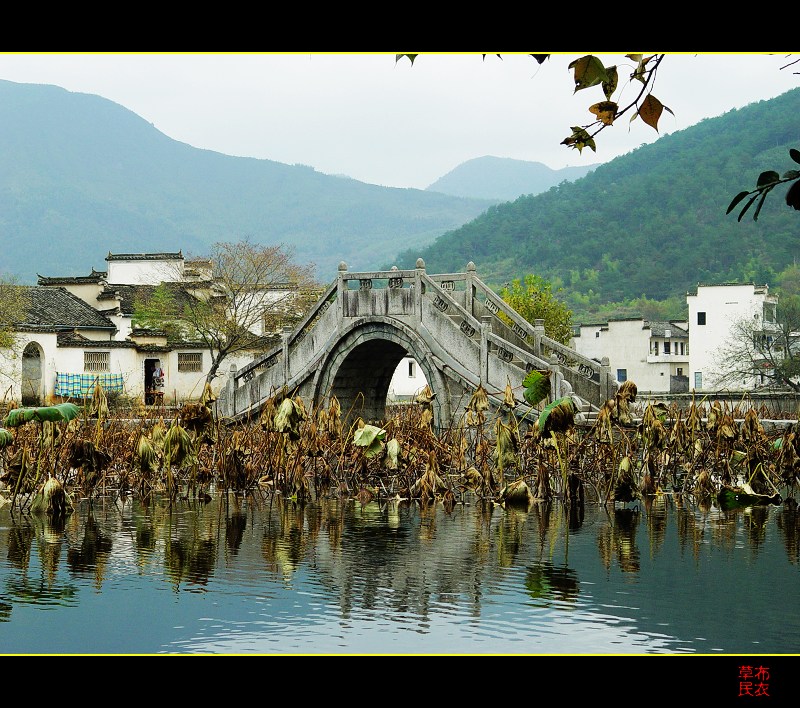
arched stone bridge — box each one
[215,260,618,430]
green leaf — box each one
[787,181,800,211]
[38,402,82,422]
[568,55,609,92]
[601,66,618,101]
[782,170,800,180]
[3,408,35,427]
[538,397,575,434]
[522,369,551,406]
[737,193,761,222]
[790,148,800,165]
[3,403,82,428]
[752,189,771,221]
[0,428,12,447]
[396,54,417,65]
[756,170,780,188]
[727,191,751,215]
[353,424,386,448]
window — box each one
[653,341,659,355]
[178,352,203,372]
[680,342,685,355]
[408,360,416,378]
[84,351,110,372]
[664,341,671,354]
[617,369,627,382]
[677,367,684,377]
[694,371,702,389]
[697,312,706,325]
[595,331,600,338]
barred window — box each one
[84,351,110,372]
[178,352,203,372]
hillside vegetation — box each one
[392,87,800,323]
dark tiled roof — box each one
[647,321,689,338]
[36,269,106,286]
[106,251,183,262]
[97,284,151,315]
[130,327,167,337]
[102,283,199,316]
[17,287,116,331]
[55,331,136,348]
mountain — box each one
[425,156,598,201]
[5,76,800,326]
[393,87,800,322]
[0,80,497,285]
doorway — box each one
[21,342,43,405]
[144,358,162,405]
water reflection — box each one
[0,490,798,654]
[776,500,800,564]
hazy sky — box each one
[0,52,796,189]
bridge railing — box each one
[223,260,617,418]
[420,270,570,400]
[459,266,617,408]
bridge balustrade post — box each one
[549,354,564,404]
[282,326,292,386]
[601,356,614,402]
[533,319,545,358]
[414,258,425,325]
[220,363,237,418]
[466,261,476,318]
[480,315,491,384]
[337,261,347,330]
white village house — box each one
[571,282,780,394]
[1,251,429,408]
[571,317,690,393]
[687,282,779,391]
[1,252,293,406]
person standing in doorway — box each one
[152,361,165,401]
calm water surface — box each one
[1,490,799,655]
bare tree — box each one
[134,239,319,384]
[710,296,800,391]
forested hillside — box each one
[392,87,800,323]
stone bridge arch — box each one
[217,262,617,427]
[312,317,451,428]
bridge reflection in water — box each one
[1,492,798,655]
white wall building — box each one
[571,282,781,395]
[387,355,428,402]
[572,318,689,393]
[687,282,778,391]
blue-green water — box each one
[0,491,798,655]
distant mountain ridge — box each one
[0,80,498,285]
[3,76,800,327]
[426,156,598,201]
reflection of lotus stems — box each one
[550,432,568,499]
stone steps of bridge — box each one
[445,314,529,367]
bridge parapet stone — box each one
[217,263,610,423]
